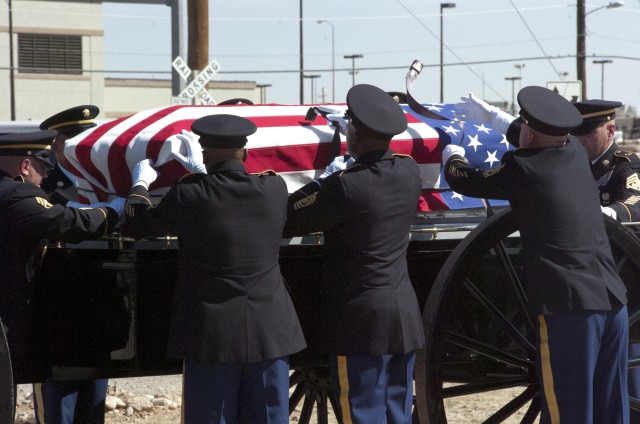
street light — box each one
[440,2,456,103]
[344,54,363,87]
[593,59,612,98]
[577,0,624,100]
[505,76,521,116]
[304,74,321,103]
[514,63,526,90]
[317,20,335,103]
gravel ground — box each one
[14,376,535,424]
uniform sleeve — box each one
[283,174,347,238]
[123,183,182,239]
[444,152,522,200]
[607,162,640,223]
[11,186,117,243]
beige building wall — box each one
[1,0,259,123]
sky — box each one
[102,0,640,112]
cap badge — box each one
[82,108,90,118]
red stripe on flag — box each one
[108,106,186,196]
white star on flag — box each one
[475,123,491,134]
[442,124,461,136]
[451,192,464,200]
[484,150,500,167]
[467,134,483,152]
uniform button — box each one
[57,181,64,187]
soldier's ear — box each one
[242,149,248,162]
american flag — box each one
[63,103,512,211]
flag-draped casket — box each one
[63,103,511,211]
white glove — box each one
[106,197,126,218]
[171,130,207,174]
[601,206,617,220]
[442,144,466,165]
[455,92,515,134]
[326,113,349,136]
[66,201,109,209]
[132,159,158,189]
[319,155,355,180]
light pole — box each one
[8,0,15,120]
[514,63,525,90]
[257,83,272,104]
[593,59,612,98]
[577,0,624,100]
[344,54,363,87]
[440,2,456,103]
[304,74,321,103]
[299,0,304,103]
[505,76,521,116]
[317,20,335,103]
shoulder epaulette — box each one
[612,150,638,164]
[392,153,413,159]
[178,172,203,182]
[339,163,363,176]
[253,169,278,176]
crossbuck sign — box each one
[172,56,220,105]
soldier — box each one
[283,84,425,423]
[123,114,306,424]
[443,86,629,423]
[0,131,124,423]
[456,95,640,418]
[33,105,112,424]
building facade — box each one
[0,0,260,122]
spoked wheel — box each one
[289,358,341,424]
[421,208,640,423]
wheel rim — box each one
[289,359,340,424]
[421,208,640,423]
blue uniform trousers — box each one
[182,357,289,424]
[629,343,640,422]
[33,379,108,424]
[536,303,629,424]
[330,351,416,424]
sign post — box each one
[171,56,220,105]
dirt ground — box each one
[14,377,534,424]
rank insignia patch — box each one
[627,174,640,191]
[35,197,53,209]
[294,193,317,210]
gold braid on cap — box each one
[47,119,94,131]
[581,108,616,119]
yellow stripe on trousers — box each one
[538,315,561,424]
[33,382,45,423]
[337,356,353,424]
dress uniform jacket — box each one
[0,170,119,357]
[591,142,640,234]
[445,139,627,315]
[124,160,306,363]
[40,164,79,205]
[283,149,425,356]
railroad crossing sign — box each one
[171,56,220,105]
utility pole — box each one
[188,0,209,103]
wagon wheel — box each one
[420,208,640,423]
[0,318,13,424]
[289,358,341,424]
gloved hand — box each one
[455,92,515,134]
[442,144,466,165]
[132,159,158,189]
[319,155,355,180]
[171,130,207,174]
[106,197,126,218]
[601,206,617,220]
[66,201,109,209]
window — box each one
[18,33,82,75]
